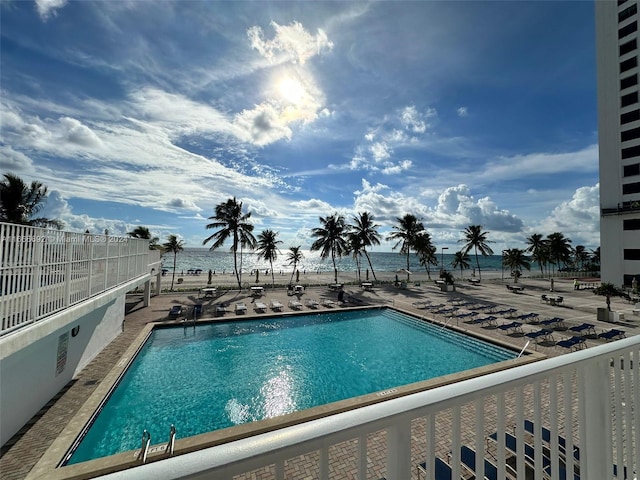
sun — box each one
[278,76,305,104]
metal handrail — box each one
[138,430,151,463]
[167,424,176,457]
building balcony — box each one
[602,200,640,215]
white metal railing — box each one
[97,335,639,480]
[0,223,153,335]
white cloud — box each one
[166,198,202,212]
[0,145,34,172]
[457,107,468,117]
[35,0,68,21]
[59,117,103,147]
[234,103,293,146]
[247,21,334,65]
[370,142,392,162]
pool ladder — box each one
[138,424,176,464]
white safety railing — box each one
[1,223,153,335]
[98,335,639,480]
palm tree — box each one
[414,232,437,280]
[310,214,348,284]
[387,214,425,281]
[350,212,382,281]
[202,197,256,289]
[256,229,282,287]
[573,245,589,271]
[459,225,494,281]
[525,233,548,277]
[162,234,184,291]
[127,226,161,250]
[346,231,364,283]
[451,250,472,279]
[286,246,304,284]
[0,173,63,228]
[547,232,572,274]
[502,248,531,283]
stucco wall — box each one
[0,292,126,446]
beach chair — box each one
[168,305,183,319]
[305,298,319,308]
[470,315,498,327]
[322,299,335,307]
[540,317,566,330]
[523,420,580,462]
[215,304,228,316]
[254,301,267,313]
[417,457,456,480]
[498,321,524,335]
[556,336,586,351]
[598,329,626,341]
[269,300,284,312]
[568,323,596,337]
[494,308,518,318]
[235,302,247,314]
[525,328,555,344]
[459,445,501,480]
[288,299,303,310]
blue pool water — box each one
[67,308,515,464]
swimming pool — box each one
[65,308,516,465]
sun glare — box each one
[278,77,305,104]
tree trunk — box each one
[363,250,378,281]
[475,248,482,281]
[170,253,177,290]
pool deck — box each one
[2,276,638,479]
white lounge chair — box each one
[322,299,335,307]
[288,299,302,310]
[254,302,267,313]
[270,300,284,311]
[305,298,319,308]
[235,302,247,314]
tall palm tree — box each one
[256,229,282,287]
[162,234,184,291]
[459,225,494,281]
[502,248,531,283]
[202,197,256,289]
[310,214,348,284]
[525,233,548,277]
[286,246,304,284]
[346,231,364,283]
[451,250,472,279]
[0,173,63,228]
[546,232,572,275]
[350,212,382,281]
[573,245,589,271]
[127,225,161,250]
[387,214,425,281]
[414,232,437,280]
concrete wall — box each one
[0,287,130,446]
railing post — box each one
[578,358,611,479]
[386,415,411,480]
[30,232,43,323]
[63,232,72,307]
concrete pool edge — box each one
[29,306,546,480]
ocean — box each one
[161,248,515,275]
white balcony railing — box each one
[98,335,639,480]
[0,223,153,336]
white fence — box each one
[100,335,639,480]
[0,223,152,336]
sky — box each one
[0,0,600,253]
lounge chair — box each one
[269,300,284,312]
[322,299,335,307]
[525,328,555,344]
[168,305,183,319]
[598,328,626,341]
[469,315,498,327]
[494,308,518,317]
[556,336,586,351]
[568,322,596,337]
[498,321,524,335]
[523,420,580,462]
[235,302,247,314]
[412,300,432,308]
[460,445,501,480]
[288,299,303,310]
[254,301,267,313]
[417,457,454,480]
[515,312,539,323]
[540,317,566,330]
[455,311,479,322]
[305,298,319,308]
[215,304,228,316]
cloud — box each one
[166,198,202,212]
[59,117,103,147]
[400,106,433,133]
[234,103,293,146]
[35,0,68,21]
[457,107,468,117]
[247,21,334,65]
[0,145,34,172]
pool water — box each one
[67,308,515,464]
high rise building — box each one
[596,0,640,286]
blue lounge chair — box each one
[524,420,580,461]
[498,321,524,335]
[568,323,596,337]
[494,308,518,317]
[525,328,555,344]
[417,457,456,480]
[556,336,586,351]
[515,312,540,323]
[460,445,499,480]
[540,317,566,329]
[598,329,626,341]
